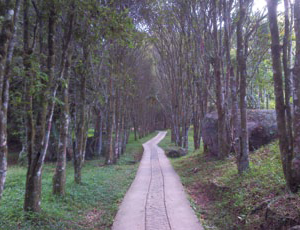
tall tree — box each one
[266,0,299,192]
[53,5,75,194]
[236,0,250,173]
[292,0,300,192]
[23,0,58,211]
[212,0,229,158]
[0,0,20,201]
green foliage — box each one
[88,128,94,137]
[0,132,156,229]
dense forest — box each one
[0,0,300,228]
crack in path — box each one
[145,147,171,230]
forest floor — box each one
[112,131,203,230]
[159,130,300,230]
[1,132,157,230]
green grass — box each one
[160,130,295,229]
[0,132,157,230]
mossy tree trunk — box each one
[24,0,57,211]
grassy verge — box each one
[1,132,157,230]
[160,131,298,229]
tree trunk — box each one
[114,92,120,160]
[283,0,293,150]
[23,0,37,212]
[171,126,176,143]
[212,0,228,158]
[53,51,72,195]
[267,0,294,192]
[95,110,103,156]
[0,0,20,201]
[231,66,240,155]
[74,67,86,184]
[119,102,125,155]
[106,77,115,164]
[291,0,300,192]
[24,0,57,211]
[237,0,250,174]
[193,115,200,150]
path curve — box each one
[112,131,203,230]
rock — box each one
[202,110,278,157]
[247,110,278,151]
[166,148,187,158]
[264,195,300,230]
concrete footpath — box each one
[112,131,203,230]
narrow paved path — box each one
[112,131,203,230]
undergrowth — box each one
[160,131,296,230]
[0,132,157,230]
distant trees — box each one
[146,0,209,151]
[144,0,300,186]
[145,0,260,173]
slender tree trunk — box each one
[231,67,240,154]
[171,126,176,143]
[291,0,300,192]
[258,85,262,109]
[283,0,293,149]
[23,0,38,212]
[52,0,74,195]
[121,110,128,154]
[53,51,71,195]
[24,0,57,211]
[119,101,125,155]
[0,0,20,201]
[237,0,250,174]
[106,77,115,164]
[114,91,120,161]
[82,107,90,162]
[183,125,189,149]
[267,0,294,191]
[74,68,86,184]
[133,122,137,141]
[212,0,228,158]
[95,110,103,156]
[193,113,200,150]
